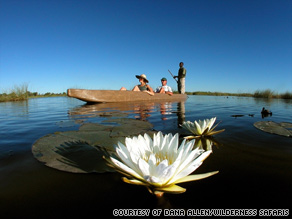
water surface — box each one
[0,96,291,217]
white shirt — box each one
[155,85,173,93]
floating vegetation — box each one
[104,132,218,196]
[56,120,80,128]
[32,118,156,173]
[180,117,225,139]
[254,121,292,137]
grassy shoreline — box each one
[184,89,292,99]
[1,85,291,102]
[0,85,66,102]
[0,92,66,102]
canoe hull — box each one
[67,89,188,103]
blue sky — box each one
[1,0,291,94]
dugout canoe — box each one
[67,89,188,103]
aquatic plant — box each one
[186,90,292,99]
[253,89,276,99]
[181,117,225,139]
[0,84,28,102]
[105,132,218,196]
[281,91,292,99]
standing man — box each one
[174,62,187,94]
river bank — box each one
[0,90,66,102]
[1,85,291,102]
[185,89,292,99]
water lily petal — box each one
[143,133,153,149]
[169,162,203,184]
[116,147,139,173]
[195,150,212,163]
[156,159,169,175]
[177,138,187,154]
[207,129,225,136]
[122,177,148,186]
[144,175,161,184]
[155,184,186,194]
[107,131,219,195]
[148,153,156,166]
[175,171,219,184]
[194,121,202,135]
[161,160,182,185]
[184,135,197,140]
[182,121,196,135]
[138,158,150,176]
[165,133,179,163]
[110,157,142,180]
[153,132,162,148]
[179,140,197,163]
[179,147,202,169]
[169,150,211,184]
[116,142,139,167]
[207,117,216,130]
[181,117,224,137]
[168,133,179,151]
[138,134,150,152]
[157,159,182,184]
[160,133,169,152]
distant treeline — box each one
[181,89,292,99]
[1,84,291,102]
[27,91,67,97]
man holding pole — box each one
[174,62,187,94]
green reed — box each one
[0,84,29,102]
[186,89,292,99]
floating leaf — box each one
[32,118,156,173]
[254,121,292,137]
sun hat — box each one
[135,74,149,83]
[161,77,167,81]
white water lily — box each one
[105,132,218,196]
[181,117,225,139]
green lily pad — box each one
[107,118,154,137]
[32,118,156,173]
[254,121,292,137]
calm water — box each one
[0,96,291,217]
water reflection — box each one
[68,100,186,125]
[1,96,292,217]
[133,102,155,120]
[0,100,29,119]
[177,101,186,126]
[194,137,222,151]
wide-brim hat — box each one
[135,74,149,83]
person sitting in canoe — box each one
[155,77,173,96]
[120,74,154,96]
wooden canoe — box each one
[67,89,188,103]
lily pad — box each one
[56,120,77,128]
[33,136,113,173]
[32,118,156,173]
[106,118,154,137]
[254,121,292,137]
